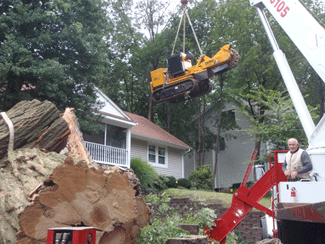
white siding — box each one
[96,88,129,119]
[153,147,183,179]
[184,152,196,178]
[185,102,257,188]
[131,138,147,161]
[130,138,184,179]
[208,103,255,188]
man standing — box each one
[282,138,312,180]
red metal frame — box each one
[241,151,258,186]
[47,227,96,244]
[204,150,287,244]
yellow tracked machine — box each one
[150,44,238,103]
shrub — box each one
[166,176,177,188]
[153,175,169,191]
[189,165,213,190]
[145,192,171,206]
[136,215,189,244]
[177,178,192,189]
[130,158,158,191]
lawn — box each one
[162,188,271,209]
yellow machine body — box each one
[150,44,238,103]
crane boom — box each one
[250,0,325,82]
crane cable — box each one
[171,0,204,57]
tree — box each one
[239,87,318,152]
[0,0,109,132]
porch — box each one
[83,123,132,168]
[85,141,129,168]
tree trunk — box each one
[148,94,154,122]
[213,76,224,189]
[0,99,69,160]
[197,98,202,167]
[0,100,150,244]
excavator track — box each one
[169,79,212,103]
[152,78,197,103]
[152,78,213,103]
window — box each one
[158,147,165,164]
[148,145,156,163]
[148,144,167,167]
[84,123,126,149]
[106,124,126,149]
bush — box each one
[153,175,169,191]
[166,176,177,188]
[177,178,192,189]
[189,165,213,190]
[130,158,158,191]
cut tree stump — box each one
[0,100,150,244]
[16,158,149,244]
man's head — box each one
[288,138,299,153]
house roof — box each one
[124,111,191,150]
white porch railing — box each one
[85,141,129,167]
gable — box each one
[95,87,130,120]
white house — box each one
[184,101,268,189]
[84,88,191,179]
[83,87,136,168]
[125,112,191,179]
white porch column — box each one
[126,128,132,168]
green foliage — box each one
[153,175,170,191]
[166,176,178,188]
[157,203,170,214]
[0,0,109,133]
[138,196,217,244]
[136,215,190,244]
[177,178,192,189]
[189,165,213,190]
[130,158,159,191]
[141,191,245,244]
[145,192,171,205]
[239,87,317,149]
[182,207,217,229]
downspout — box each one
[182,149,191,178]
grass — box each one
[162,188,271,209]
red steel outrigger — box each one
[204,151,288,243]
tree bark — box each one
[0,99,69,160]
[197,98,202,167]
[213,76,224,189]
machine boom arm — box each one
[249,0,325,140]
[250,0,325,82]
